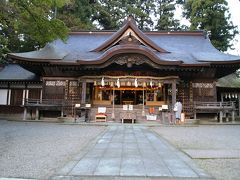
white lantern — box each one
[150,80,153,88]
[101,77,105,87]
[116,78,120,88]
[134,78,138,87]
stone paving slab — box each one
[54,125,212,179]
[184,149,240,159]
[0,178,36,180]
[52,175,214,180]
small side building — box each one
[217,73,240,117]
[0,64,42,119]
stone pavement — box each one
[53,125,213,179]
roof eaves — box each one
[8,53,62,62]
[77,45,181,66]
[198,59,240,65]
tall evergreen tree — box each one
[58,0,94,31]
[122,0,155,30]
[92,0,155,30]
[92,0,123,30]
[183,0,238,51]
[155,0,181,30]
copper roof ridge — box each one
[69,30,205,36]
[145,31,205,36]
[90,16,169,53]
[69,31,115,35]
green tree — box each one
[123,0,155,30]
[92,0,155,30]
[0,0,69,64]
[183,0,238,51]
[58,0,95,31]
[155,0,181,30]
[92,0,125,30]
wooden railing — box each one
[23,98,82,120]
[24,98,82,106]
[194,101,235,122]
[194,101,235,110]
[25,98,65,106]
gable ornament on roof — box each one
[91,15,169,53]
[114,54,146,68]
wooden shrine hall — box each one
[1,16,240,122]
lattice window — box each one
[10,89,23,105]
[68,80,80,101]
[46,80,66,86]
[44,80,65,99]
[192,83,214,97]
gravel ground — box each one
[0,120,106,179]
[151,125,240,180]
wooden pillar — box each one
[232,101,235,122]
[22,89,29,120]
[238,93,240,117]
[120,90,122,104]
[213,81,217,101]
[221,93,224,102]
[112,88,115,119]
[81,81,86,104]
[172,80,176,108]
[163,84,166,102]
[142,87,145,116]
[40,89,43,103]
[134,90,137,105]
[22,90,26,105]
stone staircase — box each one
[86,105,198,125]
[89,105,155,123]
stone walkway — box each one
[53,125,213,179]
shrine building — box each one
[1,16,240,122]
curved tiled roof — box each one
[0,64,38,80]
[8,17,240,66]
[217,73,240,88]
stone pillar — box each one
[23,107,27,120]
[35,107,39,120]
[219,102,223,123]
[219,111,223,123]
[232,111,235,122]
[171,80,176,107]
[81,81,86,104]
